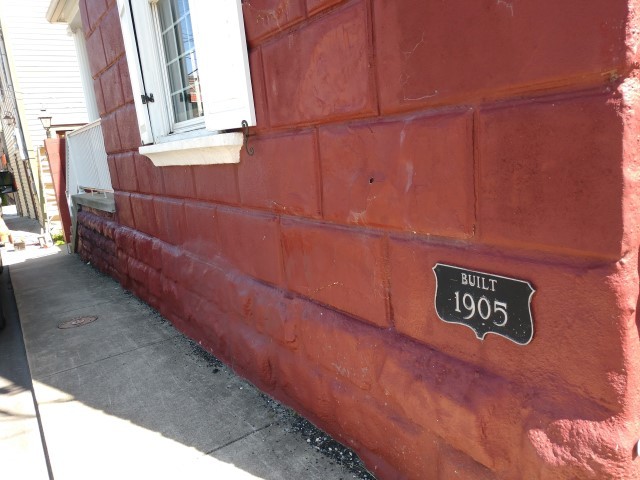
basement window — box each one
[116,0,255,166]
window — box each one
[157,0,203,125]
[117,0,255,166]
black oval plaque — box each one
[432,263,535,345]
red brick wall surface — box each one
[78,1,640,478]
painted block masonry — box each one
[76,0,640,478]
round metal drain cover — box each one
[58,316,98,329]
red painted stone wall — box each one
[75,206,117,275]
[77,0,640,478]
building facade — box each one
[0,0,90,223]
[70,0,640,478]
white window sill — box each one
[139,132,244,167]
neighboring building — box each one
[50,0,640,478]
[0,0,90,228]
[0,29,39,220]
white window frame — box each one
[117,0,256,166]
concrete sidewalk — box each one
[0,247,51,479]
[0,212,374,479]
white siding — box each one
[0,0,88,160]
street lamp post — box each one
[38,110,52,138]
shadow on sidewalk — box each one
[3,206,43,237]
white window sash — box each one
[130,0,173,139]
[116,0,154,144]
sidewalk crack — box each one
[203,422,275,455]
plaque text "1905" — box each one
[432,263,535,345]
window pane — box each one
[161,31,178,63]
[171,85,203,123]
[158,0,203,125]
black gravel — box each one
[259,393,376,480]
